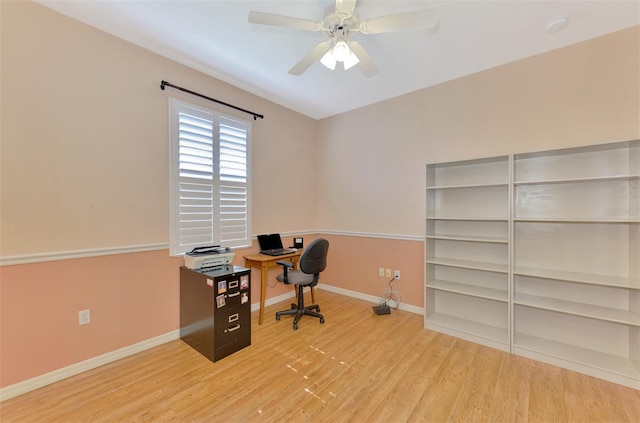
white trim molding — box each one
[0,243,169,266]
[318,230,423,242]
[1,231,422,266]
[0,330,180,402]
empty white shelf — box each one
[427,279,508,302]
[513,266,640,290]
[427,257,508,274]
[514,333,640,381]
[514,293,640,326]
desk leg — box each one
[259,263,268,325]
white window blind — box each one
[169,99,251,256]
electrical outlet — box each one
[385,268,391,278]
[378,267,385,277]
[394,270,401,280]
[78,309,91,326]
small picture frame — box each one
[216,294,226,308]
[293,237,303,249]
[240,274,249,290]
[218,280,227,294]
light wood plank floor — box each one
[2,291,639,422]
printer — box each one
[184,246,235,270]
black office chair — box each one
[275,238,329,330]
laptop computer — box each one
[257,233,296,256]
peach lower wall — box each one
[320,234,424,308]
[0,234,420,388]
[0,250,182,387]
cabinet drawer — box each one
[214,309,251,360]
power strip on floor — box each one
[372,304,390,315]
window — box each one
[169,98,251,256]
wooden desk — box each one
[244,250,303,325]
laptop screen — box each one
[257,234,284,251]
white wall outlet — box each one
[378,267,385,277]
[78,309,91,325]
[385,268,391,278]
[394,270,401,280]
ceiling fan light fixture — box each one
[343,51,360,70]
[320,49,337,70]
[333,37,350,62]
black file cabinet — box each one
[180,265,251,362]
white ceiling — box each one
[37,0,639,120]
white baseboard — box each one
[250,291,296,313]
[248,285,426,316]
[318,284,424,315]
[0,330,180,402]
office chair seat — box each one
[275,238,329,330]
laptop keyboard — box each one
[261,248,294,256]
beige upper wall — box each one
[0,1,318,257]
[316,26,640,236]
[2,2,638,255]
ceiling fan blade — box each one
[335,0,357,18]
[248,11,322,32]
[349,41,380,78]
[289,42,332,75]
[359,8,438,34]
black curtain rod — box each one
[160,80,264,120]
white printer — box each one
[184,246,235,270]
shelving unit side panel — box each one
[435,291,508,329]
[514,222,632,278]
[515,306,630,358]
[629,177,640,219]
[425,259,436,320]
[629,140,639,176]
[631,326,639,376]
[426,164,436,189]
[631,223,639,281]
[515,180,633,220]
[514,143,635,182]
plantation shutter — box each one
[219,117,249,245]
[169,99,251,256]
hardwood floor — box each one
[2,291,639,422]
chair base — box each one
[275,285,324,330]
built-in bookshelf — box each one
[512,140,639,389]
[425,140,639,389]
[425,155,511,352]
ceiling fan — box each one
[248,0,438,78]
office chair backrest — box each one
[299,238,329,283]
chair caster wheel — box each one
[276,315,280,321]
[293,323,298,330]
[316,307,321,312]
[320,318,325,324]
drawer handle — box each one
[229,280,239,289]
[229,313,239,323]
[227,291,240,298]
[226,324,241,332]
